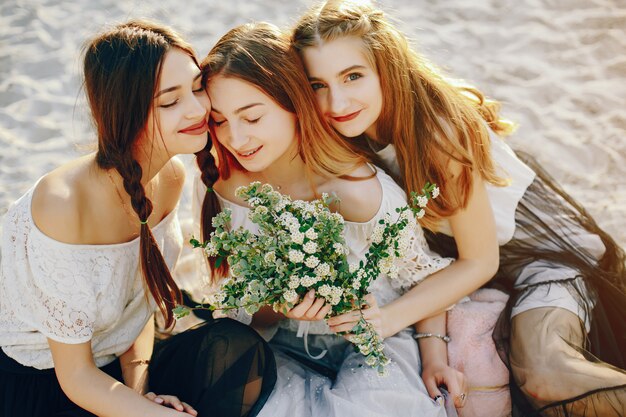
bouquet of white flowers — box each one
[176,181,438,375]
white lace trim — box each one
[0,185,183,369]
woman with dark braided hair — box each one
[0,20,275,417]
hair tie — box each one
[207,186,214,193]
[139,219,149,225]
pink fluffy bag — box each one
[447,289,512,417]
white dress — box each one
[373,133,605,329]
[192,168,457,417]
[0,181,183,369]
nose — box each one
[328,86,350,115]
[185,90,209,119]
[226,124,250,150]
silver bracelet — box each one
[413,332,451,343]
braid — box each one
[118,153,182,328]
[195,140,228,282]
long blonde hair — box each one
[197,22,369,278]
[292,0,515,230]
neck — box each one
[256,146,314,198]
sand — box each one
[1,0,625,258]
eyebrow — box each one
[211,103,264,115]
[308,65,367,82]
[155,72,202,98]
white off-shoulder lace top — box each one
[191,166,453,336]
[0,182,183,369]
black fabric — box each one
[149,318,276,417]
[0,348,122,417]
[425,151,626,416]
[1,318,276,417]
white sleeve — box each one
[390,218,455,294]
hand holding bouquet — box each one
[176,182,438,374]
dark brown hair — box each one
[84,20,196,327]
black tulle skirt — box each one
[426,152,626,416]
[1,318,276,417]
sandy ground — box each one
[1,0,625,259]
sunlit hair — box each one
[197,22,369,279]
[293,0,515,230]
[83,19,196,327]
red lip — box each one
[236,146,263,160]
[331,110,361,123]
[179,119,208,135]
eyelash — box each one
[311,82,326,91]
[347,72,362,81]
[160,86,204,108]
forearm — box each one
[414,313,448,367]
[120,317,155,393]
[56,363,180,417]
[383,257,496,336]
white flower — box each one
[383,213,392,223]
[254,206,269,215]
[303,241,318,254]
[415,209,425,219]
[248,197,262,207]
[365,355,378,367]
[331,213,345,224]
[288,275,300,289]
[264,251,276,263]
[235,186,247,198]
[388,264,400,279]
[432,186,440,199]
[314,263,331,277]
[283,289,298,303]
[415,195,428,208]
[291,231,305,245]
[204,242,218,257]
[333,243,346,255]
[378,257,394,274]
[305,228,318,240]
[352,278,361,290]
[288,250,305,263]
[349,263,359,274]
[304,256,320,269]
[330,294,341,305]
[318,284,332,297]
[261,184,274,193]
[370,224,385,244]
[330,286,343,298]
[300,275,319,287]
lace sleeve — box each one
[389,221,454,293]
[2,200,97,344]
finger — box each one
[288,290,315,317]
[364,293,376,307]
[423,375,443,403]
[181,402,198,416]
[144,392,158,401]
[304,297,326,320]
[160,395,185,411]
[327,310,359,327]
[314,304,332,321]
[329,321,358,334]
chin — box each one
[333,124,367,139]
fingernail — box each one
[155,398,164,404]
[433,395,444,406]
[308,290,315,299]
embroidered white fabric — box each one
[0,184,183,369]
[191,167,453,336]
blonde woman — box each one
[292,1,626,416]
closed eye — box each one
[160,99,179,108]
[245,117,261,124]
